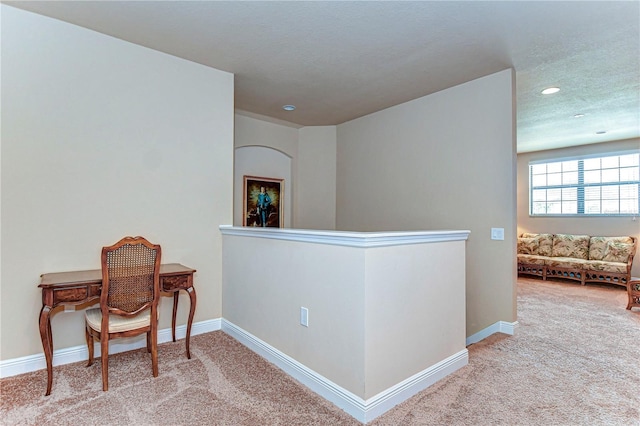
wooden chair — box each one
[85,236,162,391]
[627,277,640,310]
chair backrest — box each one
[101,236,162,317]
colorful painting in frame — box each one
[243,176,284,228]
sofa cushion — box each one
[521,233,553,256]
[583,260,628,274]
[551,234,590,259]
[602,241,634,263]
[588,236,634,260]
[517,237,539,255]
[517,254,547,266]
[544,257,589,269]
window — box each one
[529,152,640,216]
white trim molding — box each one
[0,319,221,379]
[222,319,468,424]
[219,225,470,248]
[465,320,519,346]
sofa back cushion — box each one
[602,241,635,263]
[551,234,590,259]
[588,236,634,260]
[521,233,553,256]
[517,237,539,254]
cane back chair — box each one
[85,236,162,391]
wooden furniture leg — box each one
[186,286,197,359]
[172,293,179,342]
[39,306,54,396]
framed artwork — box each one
[243,176,284,228]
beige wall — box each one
[234,146,293,227]
[1,6,533,369]
[234,112,299,157]
[234,113,338,230]
[1,6,234,361]
[222,233,366,395]
[517,138,640,277]
[363,241,466,397]
[233,71,517,338]
[335,69,518,336]
[296,126,337,229]
[221,228,467,400]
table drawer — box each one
[162,274,190,291]
[52,284,101,305]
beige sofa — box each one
[517,233,637,288]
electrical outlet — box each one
[300,307,309,327]
[491,228,505,240]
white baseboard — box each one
[465,320,519,346]
[0,319,221,379]
[222,319,468,423]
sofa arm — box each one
[627,237,637,274]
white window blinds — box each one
[529,152,639,216]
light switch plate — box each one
[491,228,505,240]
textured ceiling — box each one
[4,1,640,152]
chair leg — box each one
[151,324,158,378]
[146,331,151,353]
[86,327,94,367]
[101,338,109,391]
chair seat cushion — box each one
[86,308,150,333]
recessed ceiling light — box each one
[573,113,585,118]
[596,130,607,135]
[541,87,560,95]
[282,105,296,111]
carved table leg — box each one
[172,293,179,342]
[186,286,197,359]
[39,306,53,396]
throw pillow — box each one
[602,241,633,263]
[518,237,539,255]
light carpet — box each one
[1,278,639,425]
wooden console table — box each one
[38,263,197,396]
